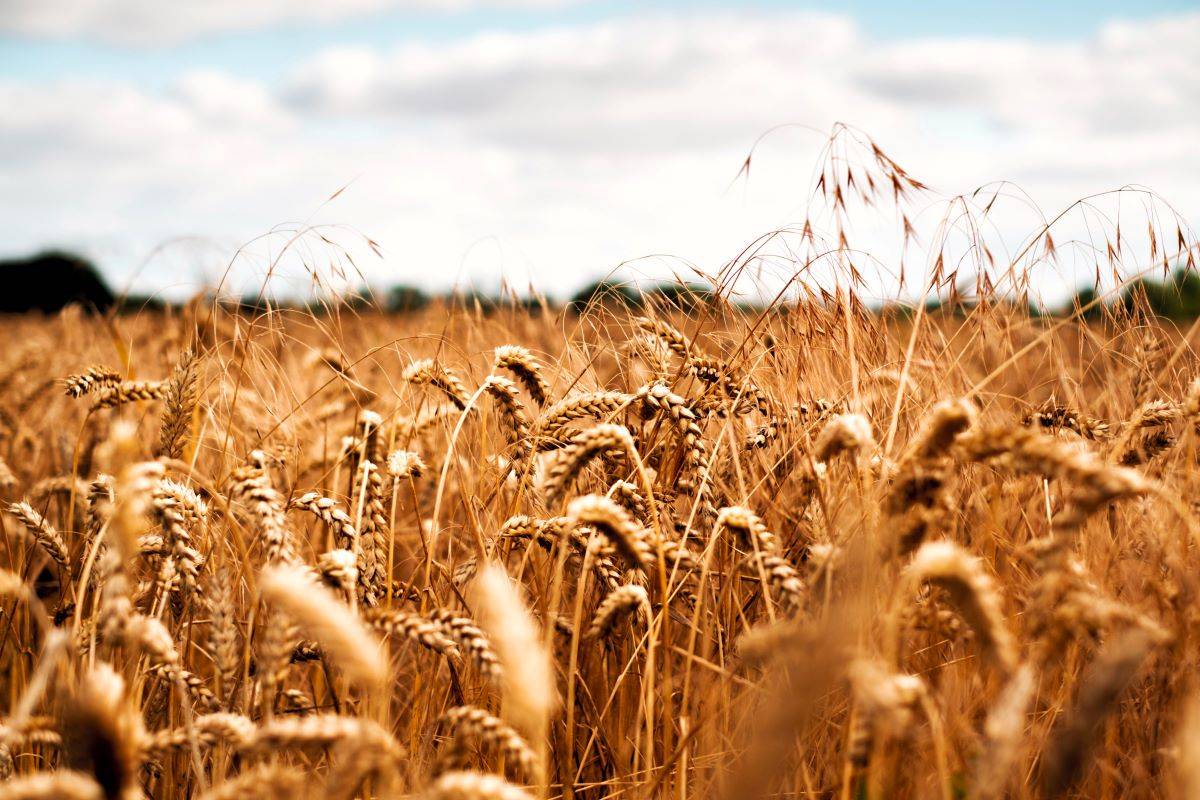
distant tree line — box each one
[2,250,1198,319]
[0,251,115,313]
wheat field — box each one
[0,290,1198,800]
[1,132,1200,800]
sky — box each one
[1,0,1197,302]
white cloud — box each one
[0,0,573,45]
[284,13,877,151]
[856,22,1200,137]
[1,10,1197,300]
[283,11,1200,167]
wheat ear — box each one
[438,705,540,782]
[63,365,122,398]
[365,607,460,658]
[1041,628,1161,794]
[0,771,104,800]
[567,494,651,570]
[814,413,875,462]
[227,452,296,565]
[195,764,304,800]
[906,540,1018,677]
[403,358,471,409]
[156,348,200,459]
[470,564,558,740]
[428,609,503,681]
[587,584,650,639]
[493,345,551,406]
[544,424,637,505]
[259,564,387,688]
[7,501,70,573]
[424,771,534,800]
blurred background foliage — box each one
[4,249,1198,319]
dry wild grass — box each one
[2,132,1200,800]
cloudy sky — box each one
[1,0,1197,301]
